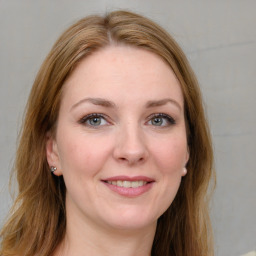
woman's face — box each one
[47,45,189,231]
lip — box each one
[101,176,155,197]
[103,175,154,182]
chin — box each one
[99,207,159,232]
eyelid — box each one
[146,113,176,126]
[78,113,111,126]
[78,112,175,128]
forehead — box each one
[61,45,184,108]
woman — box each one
[0,10,215,256]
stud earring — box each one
[50,166,57,173]
[183,167,187,176]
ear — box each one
[185,146,190,165]
[46,132,63,176]
[182,146,190,177]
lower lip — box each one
[103,182,154,197]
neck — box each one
[53,211,156,256]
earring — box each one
[50,166,57,173]
[183,167,187,176]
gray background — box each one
[0,1,255,255]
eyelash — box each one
[78,113,176,128]
[147,113,176,126]
[79,113,109,127]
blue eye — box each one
[79,114,108,127]
[148,114,175,127]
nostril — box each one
[137,157,144,163]
[117,156,145,165]
[113,139,148,165]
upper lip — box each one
[102,176,155,182]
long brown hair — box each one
[0,10,215,256]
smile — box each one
[102,176,155,197]
[106,180,148,188]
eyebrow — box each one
[71,97,116,111]
[146,98,182,111]
[71,97,182,111]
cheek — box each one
[151,136,187,175]
[147,136,187,217]
[56,129,112,177]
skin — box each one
[46,45,189,256]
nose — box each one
[113,124,148,165]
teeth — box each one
[111,181,117,186]
[131,181,138,188]
[107,180,147,188]
[123,181,131,188]
[117,180,122,187]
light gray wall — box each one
[0,1,255,255]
